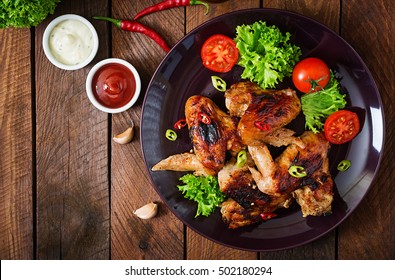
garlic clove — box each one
[113,127,134,144]
[133,202,158,219]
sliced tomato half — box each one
[324,110,360,144]
[201,34,239,73]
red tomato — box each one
[292,57,330,93]
[324,110,360,144]
[201,34,239,73]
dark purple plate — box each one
[140,9,384,251]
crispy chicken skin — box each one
[249,131,333,216]
[152,152,216,176]
[218,158,271,209]
[220,131,333,228]
[218,159,292,228]
[220,199,264,229]
[292,181,333,217]
[250,131,332,194]
[225,81,303,147]
[185,95,242,173]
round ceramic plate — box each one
[140,9,384,251]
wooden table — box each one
[1,0,393,260]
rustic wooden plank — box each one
[110,0,184,259]
[186,230,257,260]
[260,0,340,259]
[338,0,394,259]
[185,0,260,259]
[0,28,33,260]
[35,1,110,259]
[265,0,340,32]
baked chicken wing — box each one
[249,131,333,216]
[218,158,292,229]
[152,152,216,176]
[185,95,242,173]
[225,81,303,148]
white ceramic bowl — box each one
[86,58,141,113]
[43,14,99,70]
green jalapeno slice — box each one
[337,159,351,172]
[211,76,227,92]
[288,165,307,178]
[236,150,247,167]
[165,129,177,141]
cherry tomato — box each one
[201,34,239,73]
[292,57,330,93]
[324,110,360,144]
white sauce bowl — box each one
[43,14,99,70]
[86,58,141,113]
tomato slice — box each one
[324,110,360,144]
[292,57,330,93]
[201,34,239,73]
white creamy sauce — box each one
[49,19,93,66]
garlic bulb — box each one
[133,202,158,219]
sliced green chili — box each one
[211,76,227,92]
[288,165,307,178]
[165,129,177,141]
[236,150,247,167]
[337,159,351,172]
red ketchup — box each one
[92,63,136,109]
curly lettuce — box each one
[177,174,226,217]
[301,72,347,133]
[234,20,301,89]
[0,0,61,29]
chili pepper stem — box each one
[194,1,210,15]
[93,16,121,28]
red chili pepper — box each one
[134,0,210,20]
[93,16,170,52]
[174,118,187,129]
[254,121,271,131]
[198,112,211,124]
[260,213,277,221]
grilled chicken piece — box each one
[185,95,242,173]
[152,152,216,176]
[220,199,264,229]
[249,131,333,214]
[247,145,277,196]
[218,158,292,229]
[292,180,333,217]
[220,197,294,229]
[218,158,270,209]
[225,81,303,148]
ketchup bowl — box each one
[86,58,141,113]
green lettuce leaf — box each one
[301,72,347,133]
[177,174,226,217]
[0,0,61,29]
[234,21,301,89]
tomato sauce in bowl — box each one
[92,63,136,108]
[86,58,141,113]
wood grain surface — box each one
[0,27,33,260]
[0,0,393,260]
